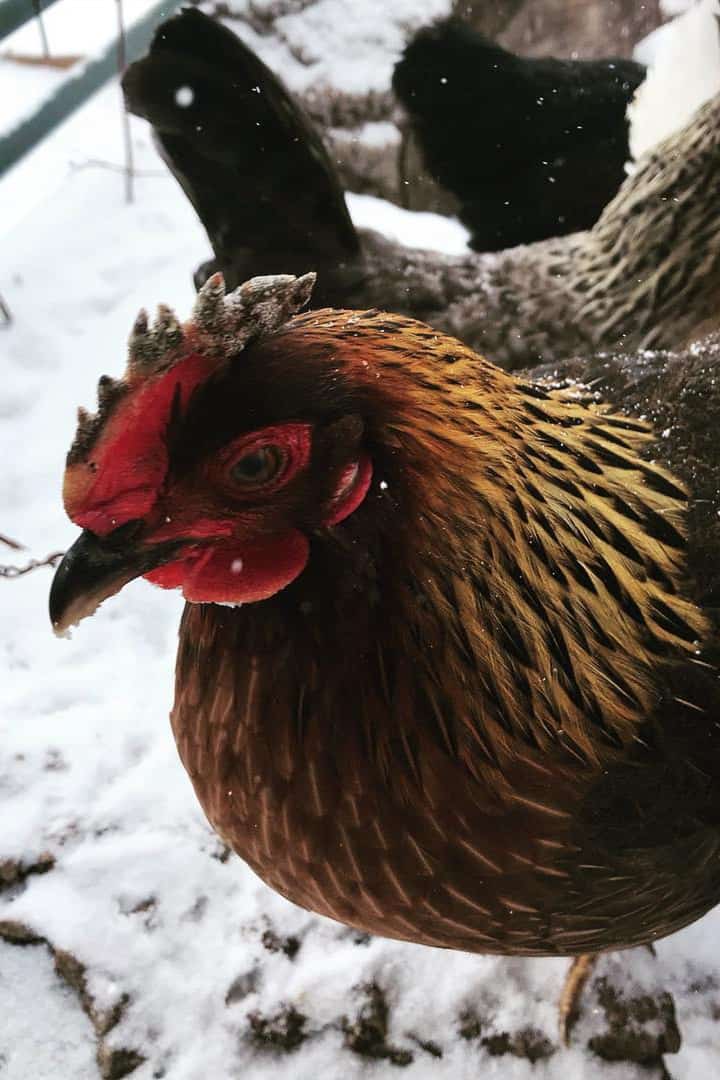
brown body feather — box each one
[170,311,720,956]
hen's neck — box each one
[176,346,706,782]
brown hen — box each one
[50,274,720,1039]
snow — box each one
[174,84,194,108]
[219,0,452,100]
[629,0,720,159]
[345,121,401,149]
[346,192,470,255]
[660,0,696,14]
[0,940,97,1078]
[2,47,720,1080]
[0,61,68,133]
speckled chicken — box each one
[122,9,720,370]
[50,272,720,1040]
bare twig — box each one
[0,294,11,327]
[32,0,51,60]
[68,158,165,178]
[0,533,25,551]
[0,553,64,579]
[115,0,135,204]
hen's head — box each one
[50,272,401,634]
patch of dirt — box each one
[248,1004,308,1052]
[342,983,413,1067]
[484,1028,555,1063]
[458,1010,483,1041]
[0,919,43,945]
[260,927,300,959]
[589,977,681,1066]
[97,1046,145,1080]
[225,968,260,1004]
[0,852,55,892]
[351,932,372,946]
[0,921,142,1079]
[458,1009,554,1063]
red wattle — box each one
[144,557,194,591]
[145,531,310,604]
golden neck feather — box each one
[305,311,709,769]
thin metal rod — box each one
[115,0,134,204]
[32,0,50,60]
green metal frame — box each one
[0,0,61,40]
[0,0,183,177]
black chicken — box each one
[122,7,359,306]
[393,18,646,251]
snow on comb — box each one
[67,271,316,465]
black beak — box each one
[49,527,182,636]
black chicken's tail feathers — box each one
[122,8,359,298]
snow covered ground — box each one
[2,60,720,1080]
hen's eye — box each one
[230,445,286,487]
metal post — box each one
[32,0,50,59]
[115,0,134,203]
